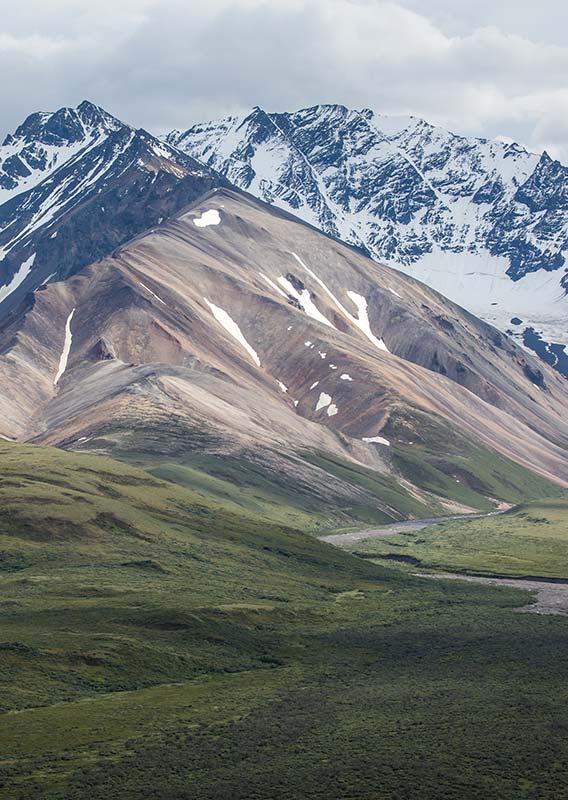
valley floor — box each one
[1,444,567,799]
[418,572,568,616]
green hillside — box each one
[1,441,568,799]
[354,498,568,578]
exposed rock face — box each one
[0,101,224,319]
[168,104,568,375]
[1,188,568,501]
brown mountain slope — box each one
[0,188,567,520]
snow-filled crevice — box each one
[54,308,76,386]
[204,298,260,366]
[291,252,389,353]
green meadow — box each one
[1,441,567,799]
[355,499,568,578]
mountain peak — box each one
[3,100,123,150]
[75,99,123,130]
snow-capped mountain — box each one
[167,105,568,376]
[0,101,222,316]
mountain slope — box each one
[0,101,223,318]
[168,104,568,375]
[0,187,566,525]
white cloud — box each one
[0,0,566,161]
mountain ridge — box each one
[0,101,226,319]
[1,186,567,529]
[167,103,568,375]
[1,101,568,521]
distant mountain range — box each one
[168,104,568,376]
[1,100,567,377]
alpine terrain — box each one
[1,101,568,800]
[168,104,568,376]
[0,100,224,319]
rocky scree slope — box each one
[0,188,566,524]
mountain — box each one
[167,104,568,377]
[1,186,566,527]
[0,101,224,318]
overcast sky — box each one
[2,0,568,160]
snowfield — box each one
[0,253,36,305]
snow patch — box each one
[277,381,288,393]
[319,351,326,359]
[54,308,76,386]
[204,298,260,366]
[193,209,221,228]
[310,381,319,390]
[340,373,353,381]
[261,273,288,298]
[291,253,389,353]
[315,392,332,411]
[362,436,391,446]
[278,274,334,328]
[346,291,390,352]
[327,404,338,417]
[0,253,36,304]
[138,281,166,305]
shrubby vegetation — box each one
[1,441,567,799]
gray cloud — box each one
[1,0,567,160]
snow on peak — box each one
[0,253,36,304]
[168,104,568,359]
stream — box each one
[319,508,508,548]
[319,508,568,617]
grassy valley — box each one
[1,440,568,798]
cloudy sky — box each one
[2,0,568,159]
